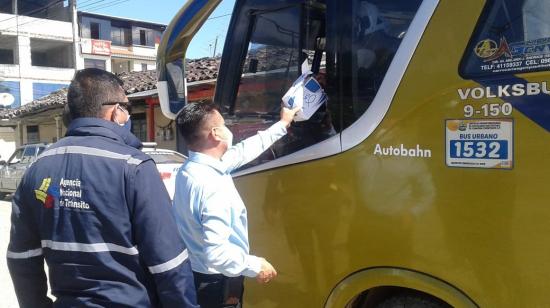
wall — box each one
[16,15,73,38]
[20,121,60,145]
[132,45,157,58]
[38,121,58,143]
[0,12,77,106]
[0,80,21,108]
[0,126,16,161]
[32,82,67,100]
[0,64,19,77]
[133,60,156,71]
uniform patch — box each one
[35,178,59,209]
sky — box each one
[78,0,236,59]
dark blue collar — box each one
[66,117,143,149]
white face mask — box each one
[114,105,131,128]
[214,126,233,147]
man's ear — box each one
[210,127,223,142]
[100,105,115,121]
[112,104,126,123]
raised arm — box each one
[221,106,299,172]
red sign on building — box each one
[91,40,111,55]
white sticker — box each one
[281,65,327,122]
[445,119,513,169]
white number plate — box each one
[445,119,513,169]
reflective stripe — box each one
[41,240,139,255]
[148,249,189,274]
[39,146,143,165]
[7,248,43,259]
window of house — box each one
[84,58,106,70]
[460,0,550,78]
[112,59,131,74]
[131,113,147,141]
[142,63,148,71]
[26,125,39,144]
[0,35,18,65]
[0,49,15,64]
[0,1,13,14]
[140,30,147,45]
[136,29,154,47]
[111,26,131,46]
[30,39,74,68]
[90,22,100,39]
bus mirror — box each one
[157,0,222,119]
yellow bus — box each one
[157,0,550,306]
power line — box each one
[0,0,132,32]
[78,0,102,5]
[83,0,131,12]
[206,13,232,21]
[78,0,108,10]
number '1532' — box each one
[450,140,508,159]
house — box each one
[0,58,219,152]
[0,0,78,110]
[0,5,168,157]
[78,11,165,73]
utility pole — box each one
[212,35,218,58]
[71,0,79,70]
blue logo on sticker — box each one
[304,79,321,93]
[288,97,294,108]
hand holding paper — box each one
[282,63,328,122]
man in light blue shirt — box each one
[173,102,298,307]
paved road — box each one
[0,199,19,308]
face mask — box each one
[122,117,132,131]
[214,126,233,147]
[115,106,131,131]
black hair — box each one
[176,102,219,148]
[67,68,126,119]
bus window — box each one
[460,0,550,78]
[227,1,337,170]
[341,0,422,128]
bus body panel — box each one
[159,0,550,306]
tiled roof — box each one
[186,58,219,82]
[0,88,69,120]
[0,57,220,120]
[118,69,158,95]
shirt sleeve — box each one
[200,189,262,278]
[7,174,53,308]
[221,121,287,172]
[131,160,198,308]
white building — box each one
[0,0,78,110]
[78,12,164,74]
[0,3,165,158]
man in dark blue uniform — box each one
[7,68,198,307]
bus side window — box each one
[341,0,422,128]
[228,2,337,170]
[460,0,550,78]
